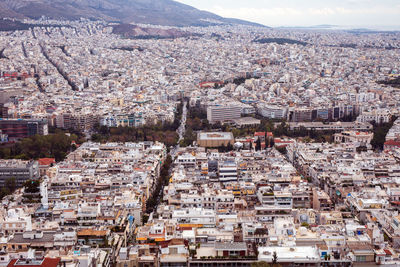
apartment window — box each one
[229,251,239,256]
[355,255,366,262]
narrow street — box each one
[178,101,187,142]
[171,100,187,158]
[151,100,187,212]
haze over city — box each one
[177,0,400,29]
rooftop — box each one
[198,132,234,141]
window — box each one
[355,255,366,262]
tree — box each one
[272,251,278,265]
[219,144,226,153]
[24,180,40,194]
[226,142,233,152]
[255,138,261,151]
[212,121,222,129]
[270,138,275,148]
[5,177,16,193]
[265,138,270,149]
[371,117,397,150]
[301,222,310,228]
[273,122,289,137]
[0,187,10,199]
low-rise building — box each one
[197,132,234,148]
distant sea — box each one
[275,25,400,32]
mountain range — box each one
[0,0,263,27]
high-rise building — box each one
[257,104,288,119]
[0,160,39,187]
[0,119,48,140]
[207,105,241,123]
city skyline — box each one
[0,1,400,266]
[177,0,400,29]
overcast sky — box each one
[176,0,400,29]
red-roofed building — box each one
[384,249,393,256]
[38,158,55,176]
[274,138,294,148]
[384,140,400,150]
[38,158,55,166]
[7,258,61,267]
[254,132,274,142]
[254,132,265,141]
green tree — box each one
[0,187,10,199]
[273,124,282,136]
[219,144,226,153]
[5,177,16,192]
[24,180,40,194]
[272,251,278,265]
[301,222,310,228]
[226,142,233,152]
[265,137,270,149]
[255,138,262,151]
[370,117,397,150]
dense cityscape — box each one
[0,7,399,267]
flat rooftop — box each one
[233,117,261,124]
[258,246,320,262]
[0,159,33,168]
[198,132,234,140]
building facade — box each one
[207,105,241,124]
[0,160,39,187]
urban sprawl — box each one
[0,19,400,267]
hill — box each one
[0,0,264,27]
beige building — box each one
[197,132,234,148]
[334,131,373,145]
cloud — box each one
[176,0,400,28]
[210,6,303,17]
[205,4,400,27]
[308,8,336,15]
[345,0,374,4]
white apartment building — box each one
[172,208,216,226]
[218,161,238,182]
[257,104,288,119]
[357,109,391,124]
[207,105,241,123]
